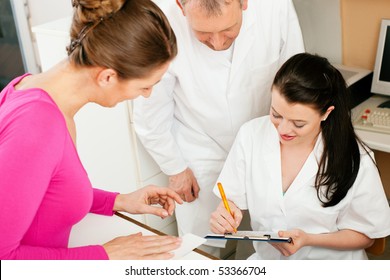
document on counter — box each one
[172,233,206,260]
[205,231,292,243]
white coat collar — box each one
[262,119,324,197]
[288,135,323,194]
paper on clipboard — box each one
[205,231,292,243]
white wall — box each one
[293,0,342,64]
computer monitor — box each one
[371,19,390,97]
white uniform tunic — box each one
[134,0,304,243]
[214,116,390,259]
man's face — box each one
[183,0,247,51]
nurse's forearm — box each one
[305,229,374,250]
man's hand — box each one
[168,168,200,202]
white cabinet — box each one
[31,17,71,72]
[32,17,177,239]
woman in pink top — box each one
[0,0,181,260]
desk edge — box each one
[114,212,219,260]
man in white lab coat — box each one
[133,0,304,256]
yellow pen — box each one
[217,182,237,233]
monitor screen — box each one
[371,19,390,96]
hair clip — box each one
[67,19,104,55]
[67,39,81,55]
[72,0,79,8]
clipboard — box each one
[205,231,292,243]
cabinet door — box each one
[126,100,166,181]
[75,102,140,194]
[126,101,175,232]
[32,17,71,72]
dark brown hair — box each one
[67,0,177,79]
[273,53,373,207]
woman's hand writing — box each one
[210,200,242,234]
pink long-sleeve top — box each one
[0,74,118,259]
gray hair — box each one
[180,0,243,16]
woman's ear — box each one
[96,69,118,88]
[322,105,335,121]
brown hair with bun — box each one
[67,0,177,79]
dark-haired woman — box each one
[0,0,180,259]
[210,53,390,259]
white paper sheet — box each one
[171,233,206,260]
